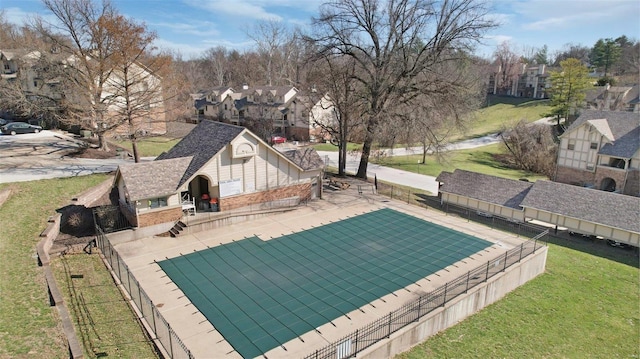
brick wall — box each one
[220,183,312,211]
[595,167,629,192]
[624,170,640,196]
[555,166,595,186]
[137,206,182,227]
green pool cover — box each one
[158,208,492,358]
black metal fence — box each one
[304,230,547,359]
[94,225,194,359]
[93,205,132,233]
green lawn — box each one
[0,175,157,359]
[111,136,180,157]
[375,143,548,181]
[0,175,108,358]
[397,242,639,358]
[52,254,157,358]
[455,99,551,141]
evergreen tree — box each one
[548,58,591,127]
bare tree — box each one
[499,120,557,177]
[307,55,365,176]
[493,41,522,95]
[247,20,293,86]
[202,46,228,86]
[103,14,171,162]
[309,0,496,179]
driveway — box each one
[0,130,130,183]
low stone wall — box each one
[358,246,548,358]
[36,214,84,359]
[71,177,113,205]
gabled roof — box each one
[439,169,533,209]
[156,121,245,187]
[520,180,640,234]
[118,157,192,201]
[281,148,324,171]
[586,119,614,141]
[565,110,640,158]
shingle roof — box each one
[281,148,324,171]
[566,110,640,158]
[520,180,640,234]
[156,120,245,187]
[119,157,192,201]
[439,169,533,209]
[435,171,453,183]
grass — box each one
[374,143,548,181]
[312,141,362,152]
[0,175,157,359]
[52,254,158,358]
[111,136,180,157]
[0,175,108,358]
[454,99,551,141]
[397,242,639,358]
[311,98,551,152]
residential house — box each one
[0,49,20,80]
[515,64,549,99]
[114,120,324,228]
[0,48,166,135]
[192,85,335,142]
[555,110,640,196]
[438,169,640,246]
[585,84,640,112]
[487,63,551,99]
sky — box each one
[2,0,639,59]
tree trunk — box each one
[356,127,375,178]
[131,140,140,163]
[97,132,110,152]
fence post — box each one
[503,251,508,271]
[168,324,174,357]
[416,296,422,320]
[354,329,359,354]
[465,271,470,293]
[442,283,448,306]
[519,243,524,262]
[407,191,410,204]
[485,261,490,281]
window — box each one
[148,197,167,209]
[590,142,598,150]
[568,139,575,150]
[224,104,227,110]
[586,163,594,170]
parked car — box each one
[1,122,42,135]
[270,135,286,144]
[0,118,8,126]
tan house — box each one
[114,120,324,228]
[555,110,640,196]
[0,48,166,135]
[192,85,335,142]
[585,84,640,112]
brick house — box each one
[114,120,324,228]
[554,110,640,196]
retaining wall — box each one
[359,246,548,358]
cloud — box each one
[512,0,639,31]
[149,20,221,37]
[183,0,281,21]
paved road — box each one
[0,128,512,188]
[0,130,131,183]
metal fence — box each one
[95,225,194,359]
[304,230,548,359]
